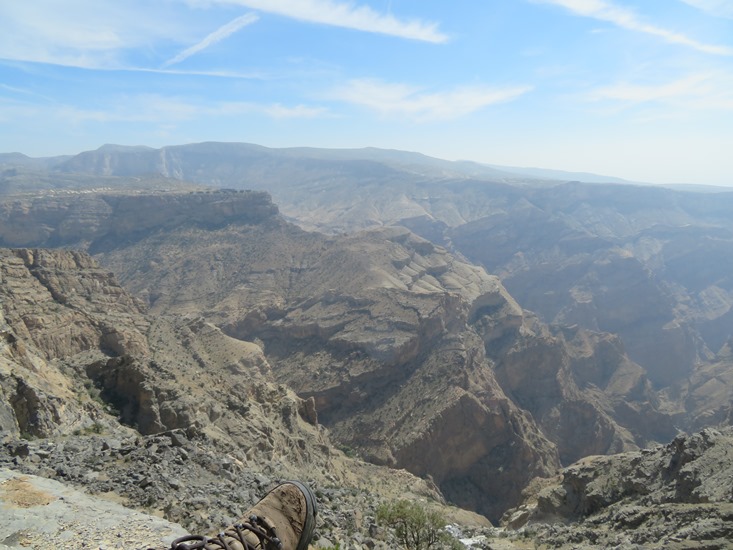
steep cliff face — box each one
[1,248,149,360]
[449,199,732,389]
[492,322,674,465]
[248,284,561,520]
[0,248,334,474]
[0,190,278,250]
[0,248,147,437]
[670,337,733,432]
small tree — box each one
[376,499,460,549]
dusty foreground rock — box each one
[0,468,187,549]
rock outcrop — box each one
[0,248,147,438]
[504,427,733,548]
[0,248,332,474]
[670,337,733,432]
[0,189,277,250]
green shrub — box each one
[376,499,461,549]
[72,422,105,436]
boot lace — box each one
[167,515,284,550]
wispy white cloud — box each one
[328,79,532,121]
[0,97,39,123]
[0,1,191,68]
[9,94,328,125]
[679,0,733,19]
[536,0,733,55]
[261,104,327,118]
[198,0,449,43]
[0,83,54,102]
[131,67,270,79]
[217,101,328,118]
[164,13,259,67]
[585,72,733,110]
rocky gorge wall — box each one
[83,203,676,520]
[0,188,730,525]
[0,190,277,250]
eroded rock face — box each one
[505,428,733,548]
[0,248,334,474]
[1,248,149,360]
[670,339,733,432]
[0,248,148,438]
[448,193,733,390]
[0,190,278,250]
[492,322,676,465]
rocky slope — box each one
[0,432,474,549]
[0,248,148,438]
[4,421,730,549]
[0,246,317,457]
[0,468,188,549]
[0,245,326,473]
[504,427,733,548]
[671,336,733,432]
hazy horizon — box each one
[5,139,733,189]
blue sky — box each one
[1,0,732,185]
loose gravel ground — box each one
[0,469,188,550]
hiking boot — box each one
[165,481,317,550]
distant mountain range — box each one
[484,163,637,185]
[3,142,729,191]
